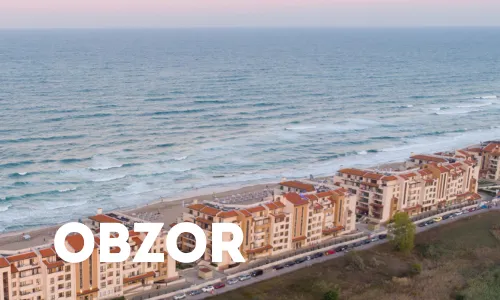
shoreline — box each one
[0,181,276,251]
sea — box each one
[0,28,499,233]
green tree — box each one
[390,212,416,254]
[323,287,340,300]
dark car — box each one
[335,245,348,252]
[295,257,307,264]
[418,222,427,227]
[251,269,264,277]
[187,289,202,296]
[313,252,324,258]
[426,220,435,225]
[214,282,226,289]
[363,239,371,245]
[442,214,454,220]
[273,264,284,270]
[378,234,387,239]
[469,207,477,212]
[284,261,296,267]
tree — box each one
[323,288,340,300]
[389,212,416,254]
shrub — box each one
[346,251,365,270]
[411,263,422,275]
[323,288,340,300]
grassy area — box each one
[211,211,500,300]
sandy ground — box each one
[0,182,274,252]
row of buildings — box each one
[179,182,357,270]
[0,213,178,300]
[2,142,497,299]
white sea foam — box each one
[0,204,11,212]
[173,156,188,161]
[457,102,492,108]
[474,95,497,99]
[284,125,317,131]
[92,175,126,182]
[58,187,78,193]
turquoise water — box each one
[0,28,499,232]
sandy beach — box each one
[0,182,275,252]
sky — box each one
[0,0,499,28]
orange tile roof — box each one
[7,251,37,262]
[316,191,334,198]
[332,187,347,195]
[364,172,384,180]
[11,264,18,273]
[466,147,483,153]
[381,175,398,181]
[338,168,367,177]
[280,181,315,192]
[283,193,309,206]
[292,236,306,242]
[410,154,447,163]
[263,201,285,210]
[195,217,213,225]
[246,206,266,213]
[0,258,9,268]
[39,248,56,258]
[483,143,500,153]
[418,169,433,176]
[201,206,221,217]
[322,226,344,234]
[187,203,205,211]
[244,244,272,254]
[110,247,121,254]
[43,260,65,268]
[65,234,93,252]
[216,210,239,218]
[239,210,252,217]
[129,230,141,237]
[123,271,155,284]
[131,236,143,246]
[305,194,318,200]
[399,172,417,180]
[89,214,121,223]
[270,213,287,219]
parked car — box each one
[238,274,252,281]
[227,278,239,285]
[418,222,427,227]
[363,239,371,245]
[426,220,435,225]
[433,216,442,222]
[214,282,226,289]
[378,234,388,239]
[335,245,348,252]
[284,261,296,267]
[273,264,285,270]
[371,236,380,242]
[251,269,264,277]
[454,211,463,216]
[306,255,313,260]
[295,257,307,264]
[469,207,477,212]
[325,249,336,255]
[202,285,214,293]
[442,214,453,220]
[173,293,187,300]
[187,289,202,296]
[313,252,324,258]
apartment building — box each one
[334,159,479,223]
[0,213,178,300]
[181,185,356,269]
[461,142,500,181]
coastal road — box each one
[164,204,499,300]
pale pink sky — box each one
[0,0,499,28]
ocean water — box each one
[0,28,500,233]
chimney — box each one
[97,208,103,215]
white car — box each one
[238,274,252,281]
[173,293,187,300]
[454,211,463,216]
[202,285,214,293]
[227,278,240,285]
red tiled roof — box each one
[322,226,344,234]
[11,264,18,273]
[7,251,37,262]
[411,154,447,163]
[283,193,309,206]
[305,194,318,201]
[217,210,239,218]
[466,147,483,153]
[292,236,306,242]
[201,206,221,217]
[381,175,398,182]
[123,271,155,284]
[313,203,323,210]
[246,206,265,213]
[39,248,56,258]
[399,172,417,180]
[418,169,433,176]
[195,217,213,225]
[364,172,384,180]
[338,168,367,177]
[270,213,287,219]
[43,260,64,268]
[280,181,315,192]
[316,191,334,198]
[89,214,121,223]
[0,258,9,268]
[66,234,95,252]
[483,143,500,153]
[263,201,285,210]
[244,244,272,254]
[131,236,143,246]
[187,203,205,211]
[239,210,252,217]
